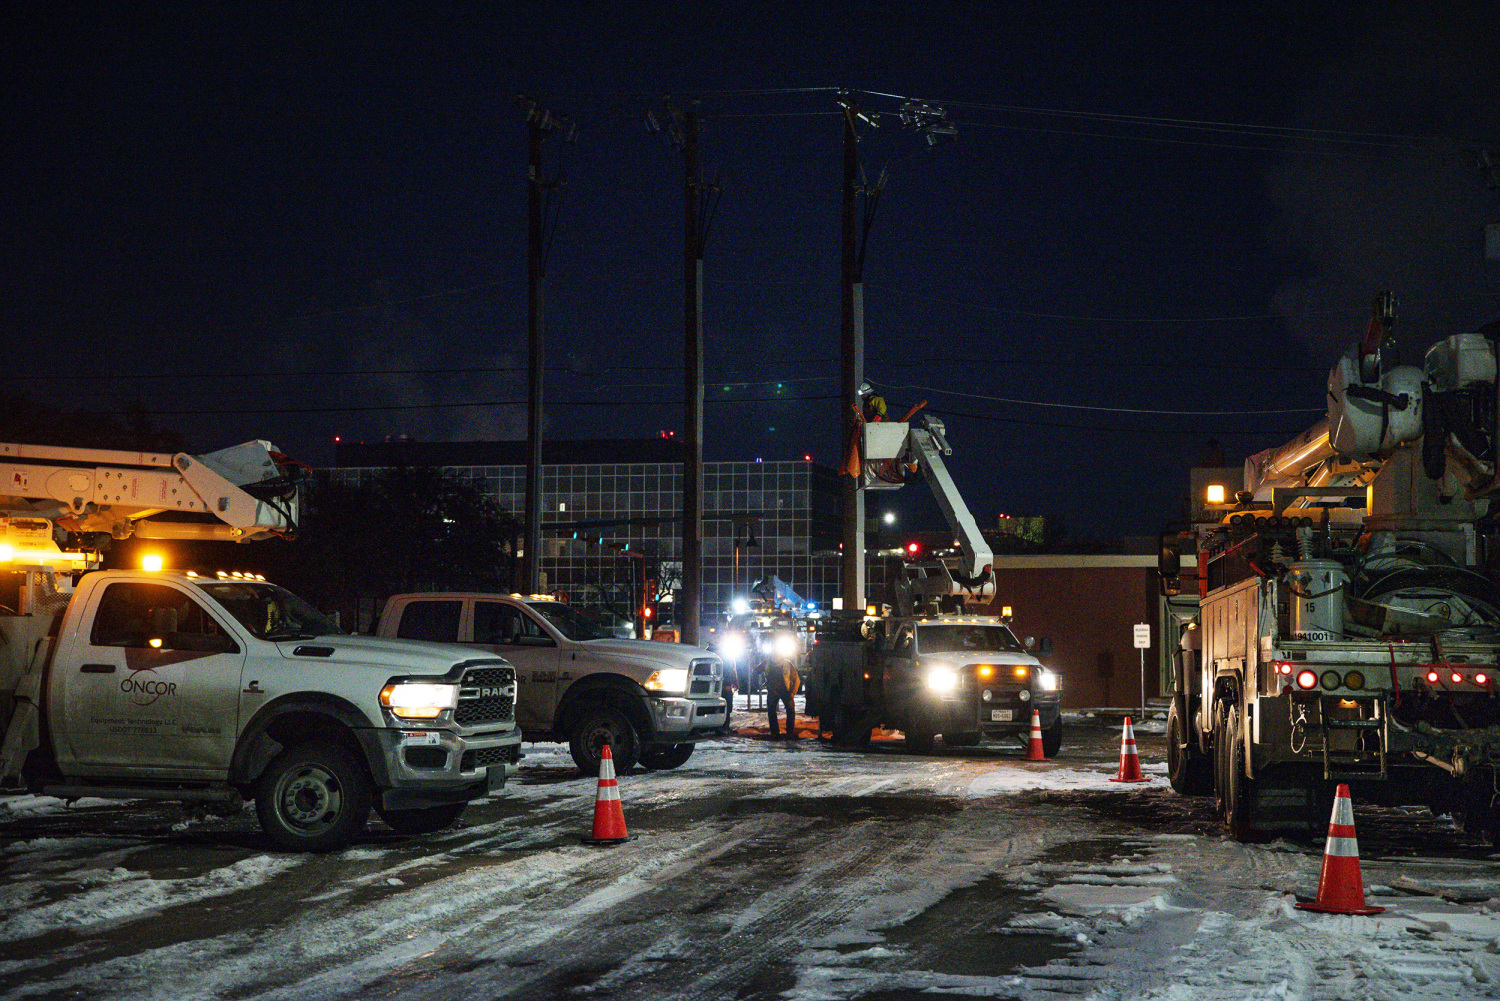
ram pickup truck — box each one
[805,612,1063,753]
[377,592,725,773]
[0,568,521,851]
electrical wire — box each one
[871,380,1322,416]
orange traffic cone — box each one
[1025,709,1047,760]
[1296,783,1383,915]
[1109,716,1149,783]
[581,745,633,845]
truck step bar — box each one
[43,784,243,805]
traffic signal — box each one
[906,541,921,556]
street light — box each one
[883,511,896,525]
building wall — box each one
[981,556,1179,710]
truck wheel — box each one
[255,743,371,853]
[905,713,935,754]
[1167,700,1211,796]
[1215,701,1257,840]
[830,703,872,748]
[569,706,640,775]
[640,743,695,770]
[1041,718,1063,758]
[375,803,466,835]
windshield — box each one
[198,582,342,641]
[527,601,611,642]
[916,624,1024,654]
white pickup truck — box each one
[377,592,726,774]
[0,569,521,851]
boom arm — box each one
[0,440,299,548]
[905,417,993,580]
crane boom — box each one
[0,439,299,560]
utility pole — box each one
[682,107,705,645]
[518,98,571,594]
[840,99,866,613]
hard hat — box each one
[858,381,873,396]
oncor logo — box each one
[121,667,178,707]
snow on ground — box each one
[3,715,1500,1000]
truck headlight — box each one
[719,632,747,661]
[926,666,959,693]
[379,682,458,720]
[772,631,798,660]
[1035,669,1060,692]
[644,668,689,693]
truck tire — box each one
[640,743,695,770]
[905,713,936,754]
[1214,700,1257,840]
[569,705,640,775]
[255,743,372,853]
[830,702,872,748]
[375,803,466,835]
[1042,718,1063,758]
[1167,699,1211,796]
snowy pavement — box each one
[1,716,1499,1000]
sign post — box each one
[1132,623,1151,715]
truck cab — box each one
[1,569,522,851]
[805,612,1062,754]
[377,592,725,774]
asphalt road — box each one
[2,714,1498,1001]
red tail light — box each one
[1296,670,1318,690]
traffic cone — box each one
[1296,784,1383,915]
[1109,716,1149,783]
[581,745,633,846]
[1025,709,1047,760]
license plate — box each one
[486,765,507,795]
[990,709,1013,722]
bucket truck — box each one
[1160,303,1500,841]
[0,440,522,850]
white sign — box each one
[1133,623,1150,649]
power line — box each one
[872,380,1321,416]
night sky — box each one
[5,4,1499,542]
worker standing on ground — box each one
[765,616,801,739]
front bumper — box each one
[932,688,1061,735]
[646,696,727,740]
[373,725,523,811]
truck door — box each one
[390,598,464,646]
[471,600,562,731]
[62,581,245,775]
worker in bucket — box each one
[765,617,802,739]
[858,381,887,422]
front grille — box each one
[454,665,516,726]
[690,658,721,696]
[461,744,521,770]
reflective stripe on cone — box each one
[1109,716,1148,783]
[1025,709,1047,760]
[1296,783,1383,915]
[582,744,634,846]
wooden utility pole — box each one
[682,108,705,645]
[523,113,546,594]
[840,102,866,613]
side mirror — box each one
[150,607,180,637]
[1158,542,1181,578]
[1040,637,1053,655]
[1024,636,1036,651]
[324,610,342,632]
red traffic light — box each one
[906,542,920,555]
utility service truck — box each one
[377,591,725,774]
[1161,304,1500,841]
[0,441,521,851]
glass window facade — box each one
[330,460,843,614]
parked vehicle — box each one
[377,592,725,773]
